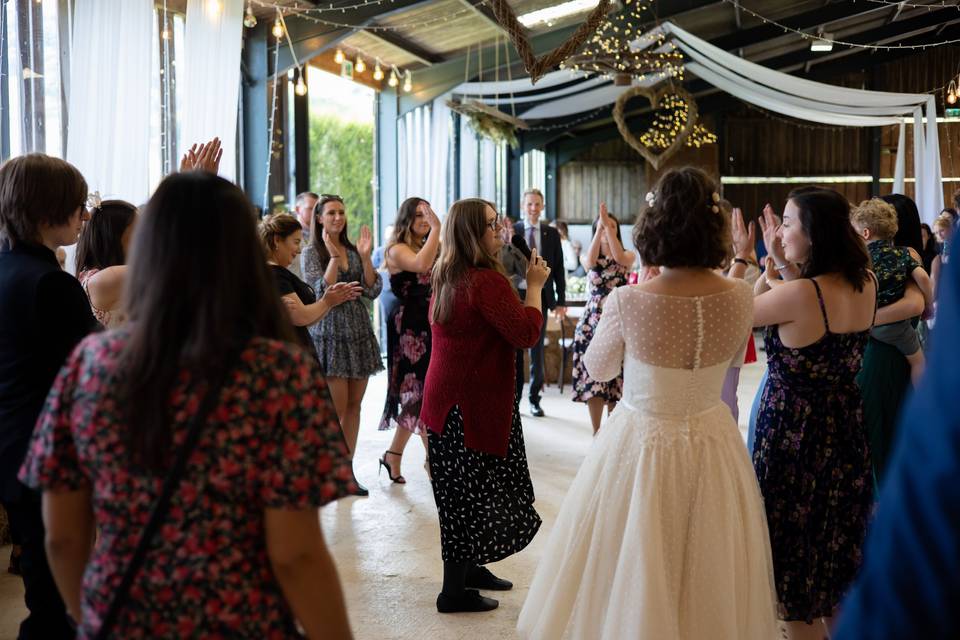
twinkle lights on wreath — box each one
[562,0,684,86]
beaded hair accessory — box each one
[86,191,103,212]
[711,192,721,213]
[645,191,656,207]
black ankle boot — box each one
[436,589,499,613]
[465,564,513,591]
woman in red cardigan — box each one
[420,198,551,614]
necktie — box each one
[527,226,537,252]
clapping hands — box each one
[730,207,756,259]
[180,137,223,174]
[356,225,373,258]
[757,204,786,265]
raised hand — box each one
[356,225,373,258]
[421,202,441,230]
[640,265,661,282]
[526,247,551,288]
[597,202,616,236]
[179,137,223,174]
[321,227,341,258]
[322,281,363,307]
[758,203,786,265]
[731,207,756,259]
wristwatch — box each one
[733,257,749,266]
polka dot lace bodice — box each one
[583,280,754,417]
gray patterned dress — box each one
[302,244,384,378]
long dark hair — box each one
[119,172,295,471]
[788,187,871,292]
[881,193,923,254]
[310,194,357,266]
[75,200,137,273]
[389,197,427,250]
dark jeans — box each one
[2,491,74,639]
[527,308,549,404]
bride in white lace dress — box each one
[518,168,777,640]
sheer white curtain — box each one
[180,0,244,182]
[458,117,500,205]
[398,98,450,214]
[664,22,944,219]
[65,0,153,205]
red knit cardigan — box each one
[420,269,543,457]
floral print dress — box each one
[379,269,431,434]
[571,254,628,403]
[18,331,356,639]
[302,244,383,379]
[752,279,874,623]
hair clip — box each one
[645,192,656,207]
[86,191,102,211]
[710,191,720,213]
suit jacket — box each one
[834,252,960,640]
[0,242,98,502]
[513,221,566,310]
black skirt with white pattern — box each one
[427,399,541,564]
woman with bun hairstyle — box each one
[75,198,137,329]
[258,213,362,359]
[520,168,777,639]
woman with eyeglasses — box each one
[420,198,549,613]
[302,195,383,496]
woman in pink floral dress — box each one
[571,204,635,433]
[18,172,355,639]
[378,197,441,483]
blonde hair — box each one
[521,188,544,204]
[258,213,301,256]
[851,198,898,240]
[431,198,505,325]
[934,212,954,232]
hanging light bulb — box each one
[334,49,345,64]
[243,2,257,28]
[161,27,171,40]
[388,69,399,88]
[373,59,384,81]
[949,80,958,105]
[355,56,366,74]
[295,77,307,96]
[205,0,222,17]
[271,17,284,39]
[403,70,412,93]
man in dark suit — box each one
[513,188,565,417]
[833,250,960,640]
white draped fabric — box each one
[664,22,944,219]
[398,98,451,215]
[458,117,500,203]
[180,0,244,182]
[66,0,153,206]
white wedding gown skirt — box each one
[517,399,778,640]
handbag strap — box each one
[94,357,236,640]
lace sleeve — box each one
[584,287,625,382]
[473,270,543,349]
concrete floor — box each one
[0,359,766,640]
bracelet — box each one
[774,262,791,271]
[733,257,749,266]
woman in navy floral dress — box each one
[378,197,441,483]
[571,205,634,434]
[18,173,355,639]
[734,189,876,639]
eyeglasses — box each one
[485,215,501,231]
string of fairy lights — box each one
[243,2,415,93]
[721,0,960,50]
[563,0,684,83]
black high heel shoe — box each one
[378,450,406,484]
